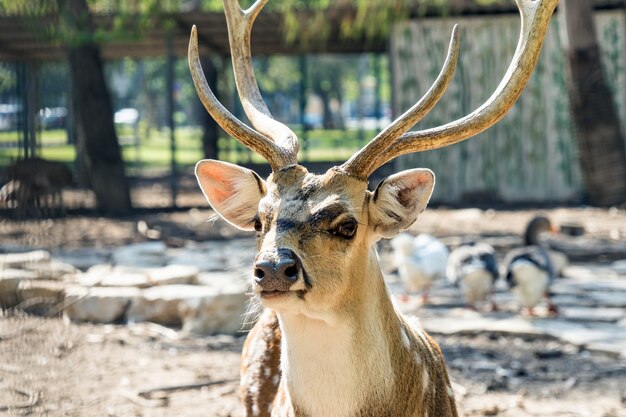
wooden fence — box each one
[391,10,626,204]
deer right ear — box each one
[195,160,267,231]
[368,168,435,239]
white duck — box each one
[447,242,499,310]
[391,233,449,303]
[503,216,559,315]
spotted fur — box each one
[197,164,457,417]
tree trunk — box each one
[58,0,132,215]
[200,56,220,160]
[562,0,626,206]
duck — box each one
[446,241,499,310]
[503,215,560,315]
[390,233,449,303]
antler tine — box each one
[341,26,460,179]
[189,26,292,170]
[368,0,559,175]
[222,0,299,166]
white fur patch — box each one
[279,312,392,417]
[196,160,265,230]
[401,328,411,349]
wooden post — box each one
[562,0,626,206]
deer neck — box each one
[276,247,401,417]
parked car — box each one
[39,107,68,129]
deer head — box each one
[190,0,557,317]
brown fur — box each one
[197,163,457,417]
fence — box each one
[391,10,626,204]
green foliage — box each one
[0,0,493,45]
[0,64,16,93]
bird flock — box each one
[390,215,566,316]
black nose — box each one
[253,248,301,292]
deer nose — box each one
[253,249,301,292]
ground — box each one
[2,314,624,417]
[1,202,626,417]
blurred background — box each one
[0,0,624,215]
[1,1,626,417]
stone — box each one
[127,273,250,333]
[182,272,250,335]
[76,264,150,288]
[63,286,141,323]
[21,260,80,281]
[612,259,626,275]
[166,248,227,272]
[0,269,37,307]
[112,242,168,268]
[0,250,50,268]
[560,307,626,323]
[17,280,65,304]
[147,265,199,286]
[195,271,249,291]
[180,290,250,335]
[53,249,110,271]
[126,285,216,325]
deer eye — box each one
[333,219,357,239]
[253,217,263,232]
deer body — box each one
[188,1,557,415]
[203,163,456,417]
[1,158,73,217]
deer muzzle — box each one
[253,248,302,296]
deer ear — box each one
[368,168,435,238]
[195,160,267,231]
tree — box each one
[200,56,220,159]
[57,0,132,214]
[562,0,626,206]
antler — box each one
[342,0,559,179]
[189,0,299,171]
[341,25,460,178]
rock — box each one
[147,265,199,286]
[612,260,626,275]
[17,280,65,304]
[180,290,250,335]
[0,269,38,307]
[560,307,626,323]
[64,286,141,323]
[76,264,150,288]
[112,242,168,267]
[195,271,249,291]
[183,272,250,334]
[167,248,227,272]
[128,273,249,332]
[54,249,110,271]
[73,264,199,288]
[21,260,80,280]
[0,250,50,268]
[533,349,564,359]
[126,285,214,325]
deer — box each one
[188,0,558,416]
[1,158,73,218]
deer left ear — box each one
[195,159,267,230]
[368,168,435,238]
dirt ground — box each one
[1,313,624,417]
[1,190,626,416]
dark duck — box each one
[447,241,499,311]
[503,215,559,316]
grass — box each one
[0,126,379,171]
